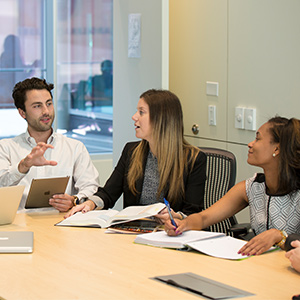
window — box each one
[56,0,113,154]
[0,0,45,137]
[0,0,113,155]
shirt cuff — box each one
[9,164,27,182]
[88,195,104,210]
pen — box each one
[164,198,177,228]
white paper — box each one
[135,230,224,249]
[128,13,141,58]
[111,202,164,221]
[186,236,248,260]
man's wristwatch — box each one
[73,196,80,206]
[275,230,288,247]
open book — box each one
[56,202,165,228]
[134,230,276,260]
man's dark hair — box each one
[12,77,54,111]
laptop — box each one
[25,176,70,209]
[0,231,33,253]
[0,185,25,225]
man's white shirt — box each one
[0,130,100,210]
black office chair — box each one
[200,147,250,238]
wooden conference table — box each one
[0,211,299,300]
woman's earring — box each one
[273,153,276,157]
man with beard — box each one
[0,77,99,211]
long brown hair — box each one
[268,116,300,194]
[127,89,200,204]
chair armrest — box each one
[228,223,251,238]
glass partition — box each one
[56,0,113,154]
[0,0,45,138]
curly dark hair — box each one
[12,77,54,111]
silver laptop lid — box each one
[0,185,25,225]
[0,231,33,253]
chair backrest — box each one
[200,147,237,235]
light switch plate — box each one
[208,105,216,126]
[244,108,256,131]
[235,107,244,129]
[206,82,219,96]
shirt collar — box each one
[24,129,56,146]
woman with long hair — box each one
[66,89,207,221]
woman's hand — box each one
[238,229,282,256]
[154,207,182,224]
[164,218,191,236]
[285,240,300,272]
[64,200,96,218]
[154,207,169,223]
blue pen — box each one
[164,198,177,228]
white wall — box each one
[169,0,300,223]
[110,0,168,209]
[96,0,300,222]
[92,158,113,187]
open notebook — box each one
[134,230,277,260]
